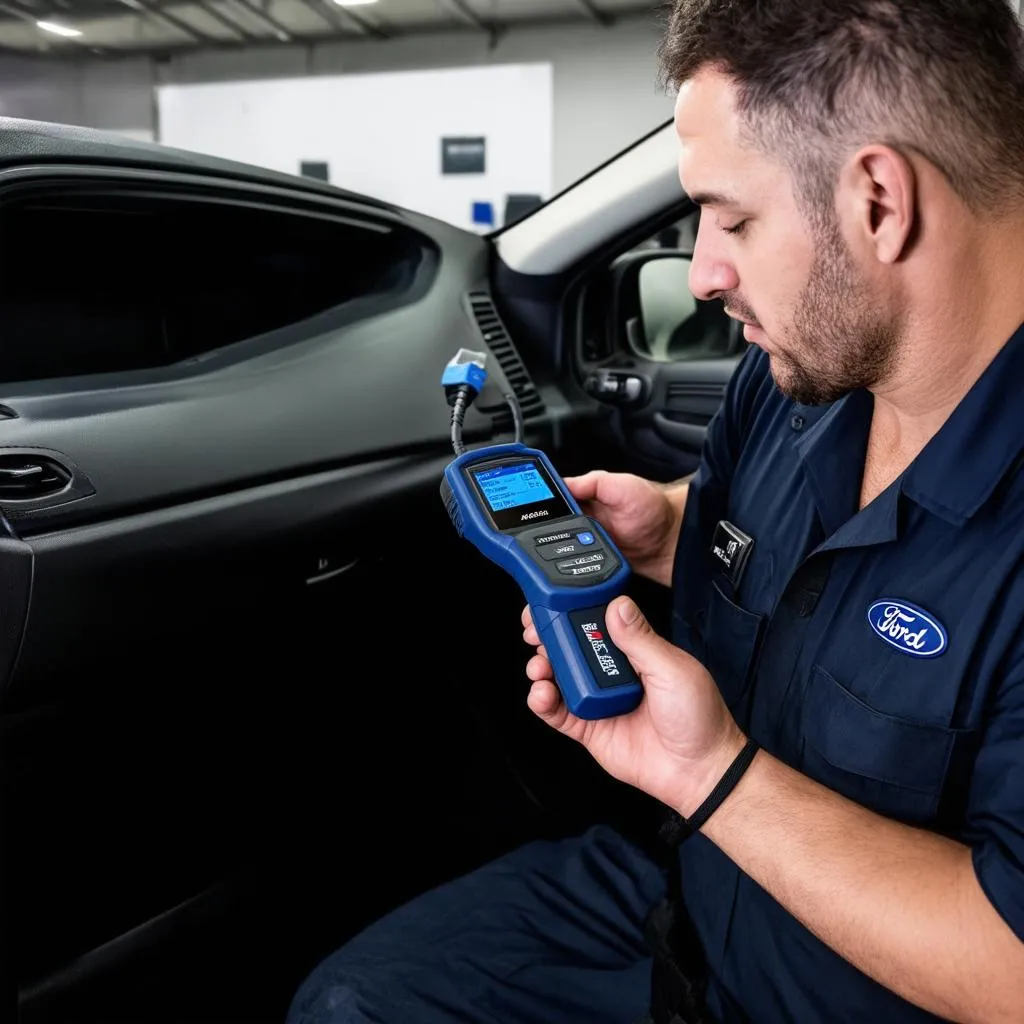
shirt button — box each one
[791,414,805,432]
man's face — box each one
[675,70,899,406]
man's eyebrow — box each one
[688,191,739,208]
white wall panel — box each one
[158,62,552,229]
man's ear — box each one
[840,145,917,264]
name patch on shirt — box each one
[710,520,754,587]
[867,599,947,658]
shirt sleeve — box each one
[968,658,1024,941]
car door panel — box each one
[649,357,738,455]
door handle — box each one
[653,413,707,451]
[583,370,648,406]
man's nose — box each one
[689,221,739,302]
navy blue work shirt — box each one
[670,327,1024,1022]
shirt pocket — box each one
[801,665,963,825]
[702,580,764,714]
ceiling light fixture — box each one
[332,0,378,7]
[37,20,83,36]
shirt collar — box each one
[793,322,1024,540]
[795,387,873,539]
[901,322,1024,525]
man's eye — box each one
[723,220,748,236]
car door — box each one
[572,209,745,482]
[494,199,744,487]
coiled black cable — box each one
[450,384,525,455]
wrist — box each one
[674,728,749,819]
[636,549,678,588]
[637,489,687,587]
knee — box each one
[286,953,378,1024]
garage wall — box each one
[0,57,154,130]
[158,64,553,228]
[0,16,672,193]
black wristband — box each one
[659,737,760,846]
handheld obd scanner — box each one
[439,349,642,720]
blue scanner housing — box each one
[442,442,643,720]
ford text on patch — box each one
[867,599,947,658]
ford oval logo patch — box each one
[867,600,947,658]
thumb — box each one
[563,470,605,504]
[605,596,678,677]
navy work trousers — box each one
[287,825,667,1024]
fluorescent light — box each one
[37,20,83,37]
[332,0,377,6]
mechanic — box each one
[287,1,1024,1021]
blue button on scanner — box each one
[576,532,595,546]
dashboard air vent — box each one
[0,454,70,500]
[467,292,545,427]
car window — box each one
[0,183,429,384]
[631,209,698,254]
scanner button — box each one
[534,530,573,547]
[576,532,595,546]
[556,552,606,573]
[538,540,584,560]
[559,563,606,577]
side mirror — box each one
[638,255,697,360]
[608,249,737,364]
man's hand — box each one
[524,604,1024,1024]
[522,594,745,815]
[563,472,688,588]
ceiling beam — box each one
[0,0,109,51]
[335,8,384,37]
[118,0,213,42]
[319,0,388,39]
[574,0,613,27]
[429,0,491,34]
[0,5,647,59]
[193,0,258,40]
[228,0,291,41]
[0,0,43,22]
[290,0,378,38]
[289,0,338,31]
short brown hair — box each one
[659,0,1024,218]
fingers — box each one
[563,470,606,504]
[521,605,543,649]
[522,604,550,673]
[525,671,589,745]
[609,594,652,636]
[606,594,689,679]
[526,652,551,681]
[527,679,572,732]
